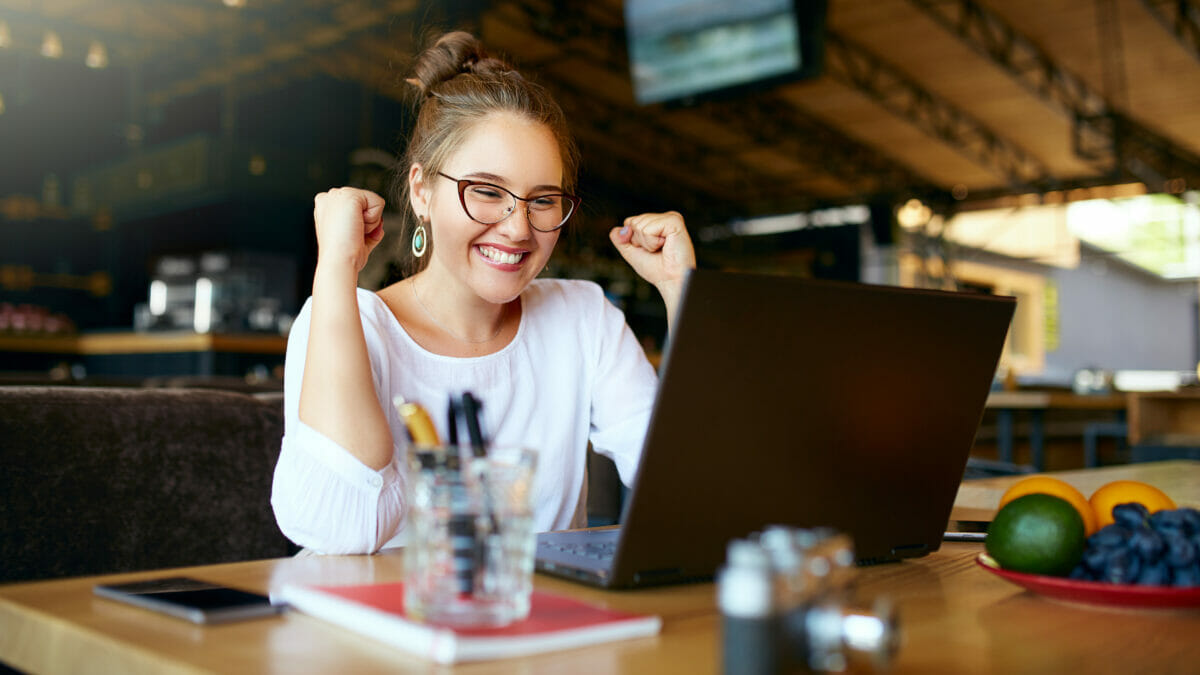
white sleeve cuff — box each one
[271,418,406,554]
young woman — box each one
[271,31,696,554]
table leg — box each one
[1029,410,1045,471]
[996,409,1014,465]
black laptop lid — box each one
[608,270,1015,585]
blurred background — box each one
[2,0,1200,403]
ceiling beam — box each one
[1139,0,1200,64]
[823,30,1050,191]
[140,0,418,108]
[494,0,936,209]
[907,0,1200,192]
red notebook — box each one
[277,582,662,664]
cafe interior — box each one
[3,0,1200,673]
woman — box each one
[271,31,695,554]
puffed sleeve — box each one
[270,293,407,554]
[586,286,658,486]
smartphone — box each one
[94,576,284,624]
[943,519,990,542]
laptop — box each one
[535,268,1015,588]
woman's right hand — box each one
[313,187,387,272]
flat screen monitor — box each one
[624,0,827,106]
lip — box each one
[475,244,529,269]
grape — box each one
[1102,548,1141,584]
[1129,528,1166,563]
[1173,564,1200,588]
[1067,510,1200,586]
[1164,533,1197,568]
[1137,559,1171,586]
[1081,545,1113,574]
[1149,509,1187,536]
[1091,524,1131,549]
[1178,507,1200,536]
[1112,502,1149,530]
[1069,564,1095,581]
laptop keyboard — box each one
[542,540,617,561]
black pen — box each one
[460,392,487,458]
[461,391,501,534]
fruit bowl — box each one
[976,554,1200,609]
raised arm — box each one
[299,187,394,470]
[609,211,697,332]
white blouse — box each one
[270,278,658,554]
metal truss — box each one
[1139,0,1200,64]
[907,0,1200,192]
[823,30,1050,191]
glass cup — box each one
[402,444,538,627]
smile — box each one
[477,245,527,265]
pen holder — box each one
[402,444,538,627]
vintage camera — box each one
[718,526,899,674]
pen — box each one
[460,391,501,535]
[460,392,487,458]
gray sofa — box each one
[0,386,294,584]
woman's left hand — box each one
[610,211,697,297]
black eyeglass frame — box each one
[438,172,581,233]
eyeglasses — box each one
[438,172,580,232]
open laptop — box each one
[535,268,1015,588]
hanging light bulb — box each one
[85,41,108,68]
[41,30,63,58]
[0,21,12,49]
[222,0,246,7]
[0,91,6,116]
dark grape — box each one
[1091,524,1131,549]
[1112,502,1149,530]
[1149,509,1187,536]
[1137,559,1171,586]
[1081,545,1113,574]
[1173,563,1200,588]
[1102,548,1141,584]
[1068,564,1095,581]
[1164,533,1197,568]
[1178,507,1200,536]
[1129,528,1166,563]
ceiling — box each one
[3,0,1200,227]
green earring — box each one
[412,221,427,258]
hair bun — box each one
[408,31,515,97]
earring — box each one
[412,219,428,258]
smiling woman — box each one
[270,31,696,555]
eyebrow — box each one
[463,171,565,194]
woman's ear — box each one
[409,163,430,218]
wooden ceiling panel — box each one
[782,79,1005,190]
[832,0,1096,179]
[3,0,1199,219]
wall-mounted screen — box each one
[624,0,827,106]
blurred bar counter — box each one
[0,331,287,379]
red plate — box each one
[976,554,1200,609]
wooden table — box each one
[3,461,1199,674]
[985,391,1128,470]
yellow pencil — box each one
[392,396,441,447]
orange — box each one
[1089,480,1176,529]
[997,475,1098,536]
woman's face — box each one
[412,112,565,305]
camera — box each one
[718,526,899,674]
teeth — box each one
[479,246,524,265]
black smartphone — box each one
[94,576,284,624]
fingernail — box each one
[619,226,629,236]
